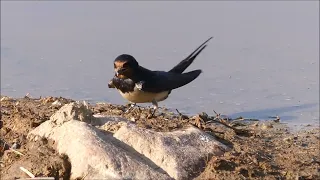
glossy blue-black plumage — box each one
[110,37,213,95]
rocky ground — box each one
[0,95,319,180]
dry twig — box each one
[176,109,189,120]
[10,148,25,156]
[20,167,35,178]
[205,110,250,135]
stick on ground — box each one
[20,167,35,178]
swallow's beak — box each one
[116,68,126,76]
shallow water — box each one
[1,1,319,128]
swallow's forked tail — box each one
[169,37,213,74]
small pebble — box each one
[130,117,136,122]
[301,143,308,147]
[11,142,20,149]
[0,141,10,151]
[283,137,293,142]
[52,100,62,106]
[261,123,273,129]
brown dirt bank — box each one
[0,95,319,179]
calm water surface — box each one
[1,2,319,128]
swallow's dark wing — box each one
[169,37,213,74]
[139,70,202,93]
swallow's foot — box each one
[125,103,136,113]
[125,103,143,113]
[147,109,157,119]
[147,100,158,118]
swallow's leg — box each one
[125,103,136,113]
[150,100,158,117]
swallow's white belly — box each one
[118,87,169,103]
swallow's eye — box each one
[114,63,116,68]
[123,62,129,68]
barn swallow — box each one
[108,37,213,116]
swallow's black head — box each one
[114,54,139,78]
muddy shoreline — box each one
[0,95,319,179]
